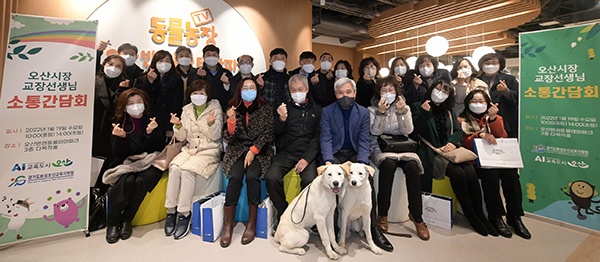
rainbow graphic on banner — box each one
[9,30,96,49]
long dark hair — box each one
[114,88,152,123]
[390,57,410,72]
[424,80,455,111]
[358,57,380,80]
[450,58,477,79]
[146,50,178,76]
[459,89,492,119]
[228,77,266,108]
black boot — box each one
[507,216,531,239]
[120,221,132,240]
[371,226,393,252]
[105,225,120,244]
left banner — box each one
[0,14,97,245]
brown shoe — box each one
[241,204,258,245]
[377,216,389,232]
[409,213,430,241]
[220,206,236,248]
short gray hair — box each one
[334,77,356,93]
[288,74,309,91]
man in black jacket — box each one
[197,44,234,111]
[265,74,322,227]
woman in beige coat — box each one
[164,80,223,240]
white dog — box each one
[338,162,383,255]
[274,164,348,260]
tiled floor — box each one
[1,213,598,262]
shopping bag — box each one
[88,187,108,232]
[256,197,274,239]
[191,191,222,236]
[201,193,226,242]
[221,174,267,222]
[152,137,185,171]
[422,192,453,229]
[474,138,523,169]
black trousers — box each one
[378,158,423,222]
[225,157,262,206]
[445,162,486,217]
[476,167,524,218]
[107,169,159,226]
[265,152,317,220]
[332,150,378,227]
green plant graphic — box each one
[69,52,94,62]
[6,39,42,60]
[520,42,546,58]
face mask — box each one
[419,66,434,77]
[272,60,286,72]
[335,69,348,78]
[156,62,172,74]
[337,96,355,109]
[126,103,145,117]
[178,57,191,66]
[382,93,396,105]
[482,65,500,74]
[241,89,257,102]
[469,102,488,114]
[321,61,332,71]
[302,64,315,74]
[204,56,219,67]
[121,54,136,67]
[394,66,407,76]
[291,92,307,104]
[104,66,122,79]
[459,68,472,78]
[431,89,449,103]
[190,94,208,106]
[368,68,377,78]
[239,63,253,75]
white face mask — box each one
[482,65,500,74]
[335,69,347,78]
[121,54,136,67]
[368,68,377,78]
[104,66,122,79]
[458,68,472,78]
[469,102,488,114]
[394,66,407,76]
[431,89,449,103]
[321,61,332,71]
[419,66,434,77]
[272,60,286,72]
[190,94,208,106]
[382,93,396,105]
[204,56,219,67]
[291,92,307,104]
[239,63,253,75]
[156,62,172,74]
[126,103,145,117]
[302,64,315,74]
[178,57,191,66]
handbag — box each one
[418,110,477,164]
[421,192,453,229]
[377,134,418,153]
[152,136,185,171]
[87,187,108,232]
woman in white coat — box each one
[368,76,428,240]
[164,79,223,239]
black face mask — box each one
[337,96,355,109]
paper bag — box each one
[422,193,453,230]
[201,193,226,242]
[256,197,274,239]
[191,191,222,236]
[474,138,523,169]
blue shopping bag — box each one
[221,173,267,222]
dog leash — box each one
[290,182,312,225]
[384,231,413,238]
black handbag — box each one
[377,134,418,153]
[88,187,108,233]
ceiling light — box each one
[539,20,560,26]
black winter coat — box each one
[273,100,322,162]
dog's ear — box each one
[317,165,328,176]
[340,161,352,176]
[364,165,376,177]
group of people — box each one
[91,41,531,252]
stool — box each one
[221,172,267,222]
[371,161,409,223]
[283,170,302,204]
[432,177,459,216]
[131,171,168,226]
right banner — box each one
[520,23,600,231]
